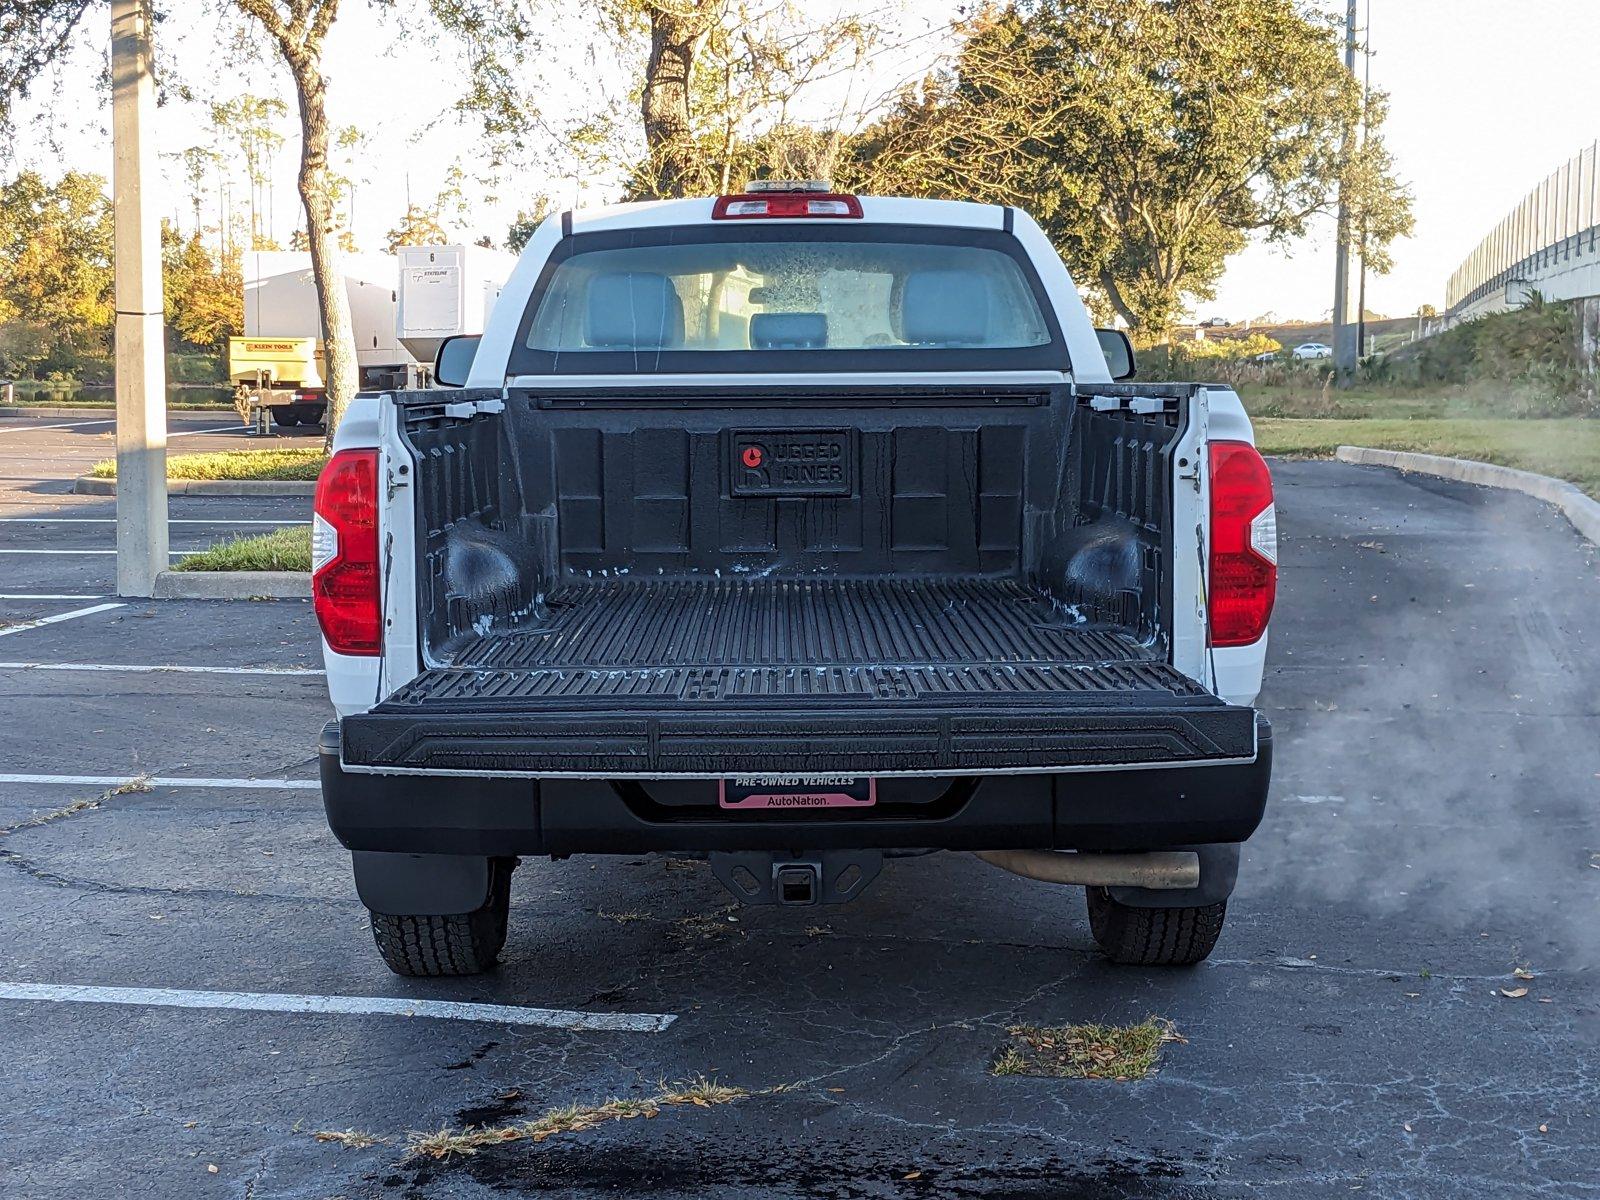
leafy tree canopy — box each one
[0,169,114,374]
[846,0,1413,337]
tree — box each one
[225,4,360,445]
[588,1,878,200]
[162,222,242,351]
[850,0,1414,338]
[0,1,93,136]
[385,203,449,251]
[3,0,549,443]
[505,196,554,252]
[635,0,719,196]
[211,94,288,250]
[0,170,114,375]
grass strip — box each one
[172,526,310,572]
[1254,417,1600,500]
[89,448,326,482]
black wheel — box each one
[369,858,515,977]
[270,407,301,427]
[1086,887,1227,966]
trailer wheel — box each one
[1085,887,1226,966]
[368,858,514,977]
[270,407,300,428]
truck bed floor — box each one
[448,577,1154,674]
[341,578,1258,776]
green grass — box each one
[993,1018,1183,1081]
[1254,417,1600,499]
[172,526,310,572]
[89,448,326,481]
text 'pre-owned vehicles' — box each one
[313,182,1278,977]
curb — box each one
[1335,445,1600,547]
[152,570,310,600]
[74,475,314,497]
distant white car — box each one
[1202,316,1232,328]
[1292,342,1333,361]
[1252,349,1279,363]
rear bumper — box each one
[319,716,1272,857]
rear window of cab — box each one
[508,223,1067,376]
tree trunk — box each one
[1099,271,1142,333]
[640,2,714,197]
[287,59,357,450]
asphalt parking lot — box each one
[0,411,1597,1199]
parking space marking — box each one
[0,662,324,676]
[0,549,194,555]
[0,419,114,434]
[0,519,309,525]
[170,425,248,437]
[0,773,319,789]
[0,602,124,639]
[0,982,678,1033]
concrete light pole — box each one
[1331,0,1360,377]
[111,0,169,597]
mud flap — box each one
[709,850,883,906]
[352,850,493,916]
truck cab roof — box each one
[466,193,1113,388]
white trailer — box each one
[396,244,519,366]
[236,251,419,427]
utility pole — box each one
[1355,0,1373,359]
[111,0,169,596]
[1331,0,1360,377]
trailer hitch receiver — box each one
[709,850,883,906]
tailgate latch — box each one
[443,397,506,420]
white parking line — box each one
[170,425,247,437]
[0,661,323,676]
[0,419,113,434]
[0,549,195,555]
[0,602,124,639]
[0,773,319,789]
[0,982,677,1033]
[0,519,308,525]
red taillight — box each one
[1208,441,1277,647]
[312,448,381,656]
[712,193,863,219]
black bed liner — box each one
[341,578,1256,776]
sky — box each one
[14,0,1600,324]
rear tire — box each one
[1086,887,1226,966]
[369,858,514,977]
[270,407,300,427]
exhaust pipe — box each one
[974,849,1200,890]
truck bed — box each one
[341,577,1257,776]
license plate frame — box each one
[718,774,877,810]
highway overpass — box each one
[1447,142,1600,323]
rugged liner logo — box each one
[731,430,853,497]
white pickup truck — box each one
[312,185,1277,977]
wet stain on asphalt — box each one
[397,1140,1204,1199]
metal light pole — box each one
[111,0,169,596]
[1331,0,1360,377]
